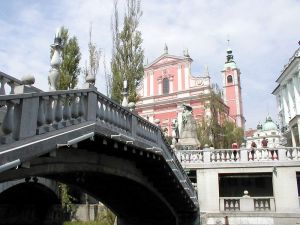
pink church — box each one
[136,45,245,136]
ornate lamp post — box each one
[48,28,63,90]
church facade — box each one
[136,45,245,138]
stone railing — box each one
[176,147,300,164]
[0,88,198,204]
[220,197,275,212]
[0,71,41,95]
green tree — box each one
[111,0,144,103]
[197,84,226,148]
[51,27,81,90]
[197,84,244,148]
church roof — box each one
[144,53,192,69]
[262,116,278,131]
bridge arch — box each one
[0,146,180,225]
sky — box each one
[0,0,300,129]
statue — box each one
[172,119,179,142]
[176,104,200,150]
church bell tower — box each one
[221,46,245,129]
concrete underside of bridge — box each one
[0,135,199,225]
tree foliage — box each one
[197,84,244,148]
[111,0,144,103]
[51,27,81,90]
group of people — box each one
[251,137,268,149]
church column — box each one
[293,75,300,114]
[178,64,182,91]
[282,85,290,124]
[143,73,148,97]
[158,77,162,95]
[169,76,174,93]
[287,80,295,117]
[184,63,190,90]
[150,71,154,96]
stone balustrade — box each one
[176,147,300,164]
[219,197,276,212]
[0,88,197,201]
[0,71,41,95]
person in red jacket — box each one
[261,137,268,148]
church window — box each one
[227,75,233,84]
[163,77,169,94]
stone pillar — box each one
[297,120,300,147]
[197,169,219,212]
[272,167,300,213]
[169,76,174,93]
[178,64,182,91]
[291,128,297,147]
[143,73,148,97]
[158,77,162,95]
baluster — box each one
[199,151,203,162]
[0,77,6,95]
[99,100,105,121]
[114,107,120,127]
[37,97,46,127]
[221,152,225,161]
[45,97,54,125]
[234,200,239,209]
[255,200,259,209]
[106,103,111,124]
[265,200,269,209]
[119,111,125,130]
[259,200,263,210]
[225,200,229,209]
[286,149,292,160]
[78,94,85,120]
[268,150,272,160]
[229,201,234,210]
[96,101,100,120]
[8,81,15,94]
[236,151,240,161]
[292,148,297,160]
[71,96,78,120]
[226,151,230,161]
[111,106,117,126]
[211,152,215,162]
[55,95,62,123]
[273,151,278,160]
[2,101,14,135]
[216,151,220,162]
[63,95,71,123]
[256,150,261,161]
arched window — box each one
[227,75,233,84]
[163,77,169,94]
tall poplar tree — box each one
[83,25,101,83]
[111,0,144,103]
[50,27,81,90]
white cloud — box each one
[0,0,300,129]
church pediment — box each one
[145,54,191,69]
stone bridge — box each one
[0,72,199,225]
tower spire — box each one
[164,43,168,54]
